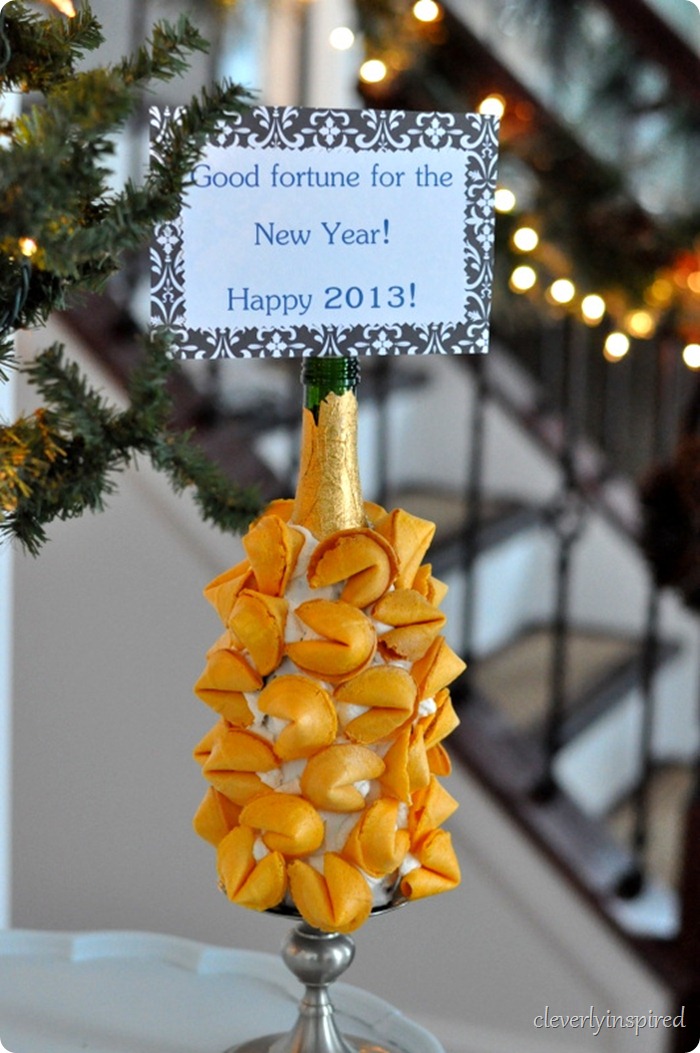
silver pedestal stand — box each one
[225,901,405,1053]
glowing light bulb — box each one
[359,59,387,84]
[509,265,537,292]
[413,0,441,21]
[45,0,76,15]
[478,94,506,120]
[604,332,630,361]
[18,237,38,258]
[329,26,355,50]
[625,309,655,339]
[683,343,700,370]
[645,278,674,307]
[581,294,606,324]
[549,279,575,305]
[687,271,700,295]
[494,187,516,213]
[512,226,539,252]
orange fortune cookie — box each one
[243,515,305,596]
[239,794,324,856]
[286,599,376,683]
[374,508,435,588]
[257,675,337,759]
[400,828,461,900]
[373,588,446,662]
[306,527,398,607]
[287,853,372,933]
[335,665,416,744]
[300,743,385,812]
[217,825,287,911]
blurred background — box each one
[4,1,700,1051]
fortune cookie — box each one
[240,793,324,856]
[196,637,262,700]
[300,743,385,811]
[287,853,373,933]
[411,637,466,700]
[411,563,449,607]
[400,828,461,900]
[374,508,435,589]
[229,590,288,676]
[202,728,278,805]
[203,560,255,625]
[409,777,459,845]
[343,798,410,877]
[427,743,452,776]
[335,665,416,744]
[307,527,398,607]
[217,825,287,911]
[257,675,337,759]
[258,498,295,523]
[418,687,460,749]
[194,649,255,727]
[193,787,242,846]
[243,515,305,596]
[193,721,227,766]
[380,726,430,803]
[286,600,376,683]
[373,588,446,662]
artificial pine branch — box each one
[2,6,104,94]
[0,1,262,551]
[1,335,261,555]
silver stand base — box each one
[224,923,403,1053]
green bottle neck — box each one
[302,357,360,420]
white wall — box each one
[0,82,22,930]
[0,361,12,931]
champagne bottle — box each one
[291,356,366,539]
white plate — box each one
[0,929,444,1053]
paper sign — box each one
[150,106,499,358]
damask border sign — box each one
[150,106,499,358]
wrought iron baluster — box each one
[617,336,672,896]
[461,353,487,678]
[679,660,700,958]
[601,325,632,475]
[536,314,586,798]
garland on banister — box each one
[0,1,263,553]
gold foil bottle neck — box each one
[292,390,366,539]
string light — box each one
[581,294,606,324]
[44,0,77,15]
[687,271,700,295]
[682,343,700,370]
[548,278,575,305]
[18,237,38,258]
[604,332,630,361]
[359,59,387,83]
[512,226,539,252]
[329,26,355,50]
[509,265,537,292]
[412,0,441,22]
[494,187,516,213]
[478,94,506,120]
[625,309,655,339]
[645,278,674,307]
